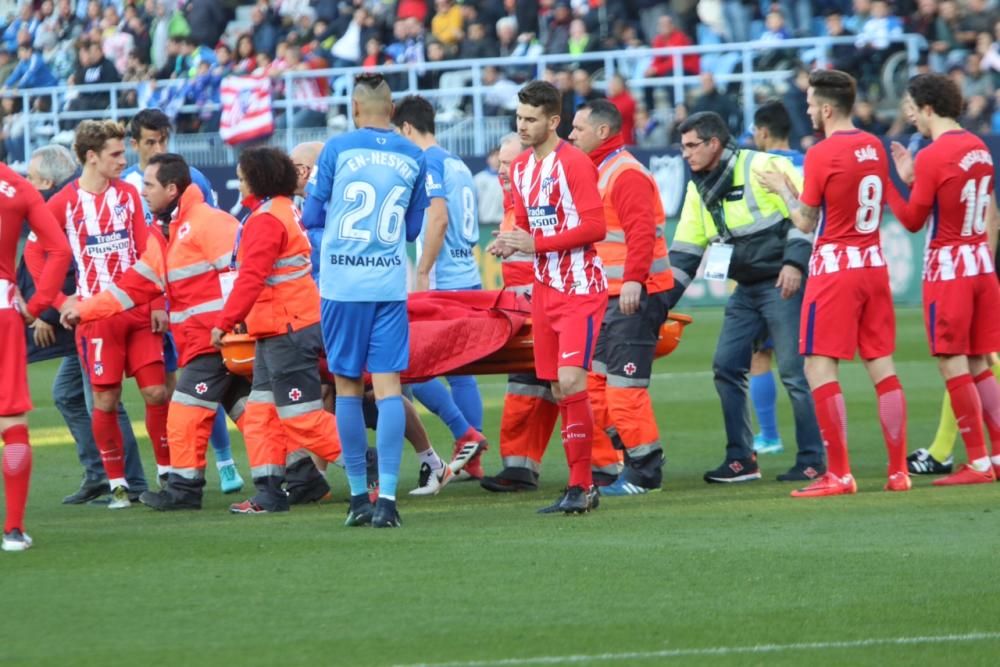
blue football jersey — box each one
[770,149,805,175]
[306,127,428,302]
[420,145,481,290]
[123,163,218,224]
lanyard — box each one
[230,197,269,269]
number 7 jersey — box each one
[310,127,429,302]
[800,130,890,276]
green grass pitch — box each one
[4,307,1000,666]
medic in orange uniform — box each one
[569,100,673,494]
[63,154,252,510]
[212,147,342,514]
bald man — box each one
[301,73,430,527]
[291,141,324,199]
[293,141,328,281]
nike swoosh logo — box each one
[561,351,580,359]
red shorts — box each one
[531,282,607,381]
[800,267,895,360]
[923,275,1000,356]
[0,309,31,416]
[75,306,164,388]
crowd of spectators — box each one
[0,0,999,162]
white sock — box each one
[156,464,172,477]
[216,458,234,471]
[971,457,991,472]
[991,455,1000,466]
[110,477,128,490]
[380,494,396,501]
[418,448,444,470]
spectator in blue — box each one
[3,44,58,90]
[2,3,40,52]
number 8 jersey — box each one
[310,127,429,302]
[800,130,891,277]
[418,145,481,290]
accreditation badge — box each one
[704,242,734,282]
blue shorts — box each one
[162,331,179,373]
[320,299,409,377]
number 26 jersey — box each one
[311,127,429,302]
[800,130,890,276]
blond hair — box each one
[73,120,126,164]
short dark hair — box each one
[907,73,963,120]
[129,108,172,140]
[518,80,562,118]
[391,95,436,135]
[753,100,791,140]
[580,99,622,135]
[808,69,856,115]
[238,147,298,199]
[677,111,731,145]
[147,153,192,193]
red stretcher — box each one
[221,290,693,379]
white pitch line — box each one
[392,632,1000,667]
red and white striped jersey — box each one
[510,141,607,296]
[47,179,148,299]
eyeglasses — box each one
[681,139,708,151]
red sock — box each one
[92,408,126,481]
[875,375,908,476]
[946,374,988,462]
[973,370,1000,456]
[558,403,568,442]
[560,391,593,489]
[2,425,32,533]
[144,403,170,467]
[812,382,850,477]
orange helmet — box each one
[220,333,255,377]
[655,312,693,358]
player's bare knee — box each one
[0,415,27,434]
[557,367,587,396]
[140,384,169,406]
[967,354,989,376]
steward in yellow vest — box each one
[666,111,824,485]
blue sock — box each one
[375,396,405,499]
[411,378,470,439]
[209,406,233,462]
[749,371,779,441]
[335,396,369,496]
[447,375,483,431]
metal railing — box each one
[8,34,926,162]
